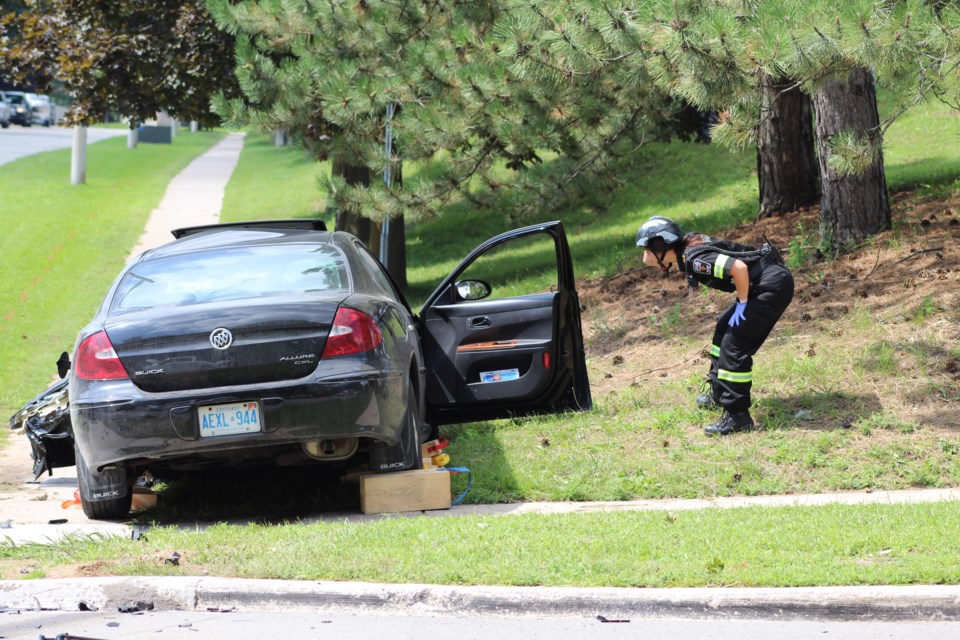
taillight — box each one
[321,307,383,358]
[74,331,129,380]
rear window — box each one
[111,244,350,312]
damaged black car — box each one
[10,219,591,520]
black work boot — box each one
[704,411,754,436]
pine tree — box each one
[207,0,683,282]
[636,0,948,249]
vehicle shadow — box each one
[131,430,520,527]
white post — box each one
[127,126,139,149]
[273,130,286,146]
[71,125,87,185]
[190,120,198,133]
[170,119,178,138]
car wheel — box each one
[369,385,423,472]
[75,443,132,520]
[1,122,8,129]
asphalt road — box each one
[4,609,959,640]
[0,124,127,167]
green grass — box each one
[5,502,960,587]
[219,134,330,224]
[0,131,225,427]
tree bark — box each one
[386,162,408,290]
[332,156,374,245]
[756,74,820,219]
[811,67,891,249]
[331,156,408,290]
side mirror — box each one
[57,351,71,379]
[455,280,492,301]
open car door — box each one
[419,221,591,426]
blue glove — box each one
[728,300,747,327]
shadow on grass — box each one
[438,421,522,505]
[757,391,883,431]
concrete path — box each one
[128,132,246,257]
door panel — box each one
[423,293,555,406]
[420,222,592,426]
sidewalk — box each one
[3,130,960,622]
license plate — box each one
[198,402,261,437]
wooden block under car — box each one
[360,469,451,514]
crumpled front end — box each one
[9,378,76,479]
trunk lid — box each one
[106,297,341,392]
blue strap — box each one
[440,467,472,505]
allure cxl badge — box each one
[209,328,233,350]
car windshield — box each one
[5,94,24,105]
[111,244,351,312]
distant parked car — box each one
[0,97,10,128]
[2,91,31,126]
[25,93,53,127]
[11,219,592,520]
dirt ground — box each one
[579,188,960,428]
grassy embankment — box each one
[2,99,959,587]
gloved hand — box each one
[728,299,747,327]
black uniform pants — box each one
[707,265,794,414]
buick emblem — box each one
[209,328,233,350]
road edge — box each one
[3,577,960,621]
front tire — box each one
[75,443,132,520]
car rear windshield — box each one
[111,244,351,312]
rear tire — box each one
[369,385,423,472]
[75,443,132,520]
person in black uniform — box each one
[636,216,794,435]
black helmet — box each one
[636,216,683,248]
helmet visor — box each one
[638,236,667,252]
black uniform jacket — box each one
[680,236,789,318]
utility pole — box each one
[378,104,394,265]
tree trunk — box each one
[386,162,407,290]
[332,156,375,247]
[811,67,891,249]
[331,156,408,289]
[756,74,820,219]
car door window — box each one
[456,233,558,301]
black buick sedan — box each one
[32,219,590,519]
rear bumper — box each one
[71,371,406,471]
